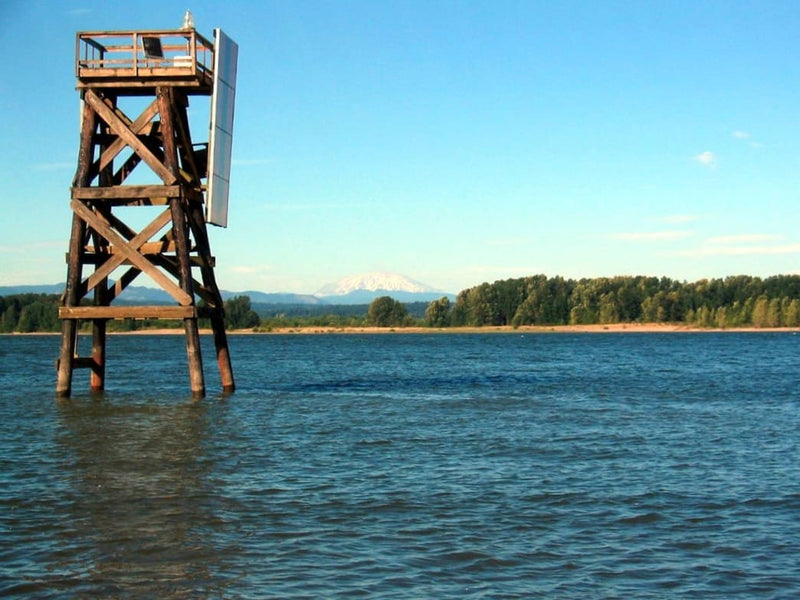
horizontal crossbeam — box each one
[72,185,181,200]
[59,305,203,319]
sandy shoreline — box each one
[29,323,790,335]
[237,323,799,335]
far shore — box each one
[9,323,793,336]
[230,323,800,335]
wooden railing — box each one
[75,29,214,83]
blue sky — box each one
[2,1,800,295]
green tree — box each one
[598,292,619,324]
[1,305,19,332]
[367,296,408,327]
[16,301,59,332]
[766,298,782,327]
[425,296,451,327]
[783,298,800,327]
[224,295,260,330]
[751,296,770,327]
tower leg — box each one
[184,317,206,398]
[186,200,235,393]
[56,320,77,398]
[91,319,106,392]
[211,313,235,393]
[57,212,87,398]
[159,87,206,397]
[57,101,96,398]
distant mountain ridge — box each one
[0,284,322,305]
[1,272,455,306]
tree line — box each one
[437,274,800,328]
[0,294,265,333]
[4,274,800,332]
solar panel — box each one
[206,28,238,227]
[141,36,164,59]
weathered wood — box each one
[59,305,198,319]
[72,184,181,200]
[83,89,177,184]
[57,213,85,397]
[72,357,101,371]
[172,91,201,182]
[186,199,235,391]
[75,250,214,267]
[158,86,206,397]
[60,30,234,397]
[212,312,235,393]
[89,185,111,391]
[83,207,173,294]
[58,102,97,397]
[70,199,192,305]
[108,266,141,302]
[91,318,106,391]
[85,240,175,254]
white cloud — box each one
[670,236,800,257]
[608,231,693,242]
[706,234,782,244]
[231,264,272,274]
[731,130,764,149]
[691,244,800,256]
[693,151,716,167]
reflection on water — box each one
[55,400,229,597]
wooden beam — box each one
[74,252,214,267]
[172,92,201,182]
[59,305,198,319]
[86,240,176,254]
[58,101,97,398]
[72,357,101,371]
[72,185,181,200]
[83,89,177,184]
[71,199,192,305]
[104,266,141,303]
[83,207,173,294]
[93,99,159,177]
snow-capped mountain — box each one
[316,272,453,304]
[317,272,432,296]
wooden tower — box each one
[56,26,237,398]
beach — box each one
[136,323,800,335]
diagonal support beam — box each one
[71,199,192,305]
[83,89,177,184]
[94,99,160,176]
[83,207,174,294]
[108,266,142,303]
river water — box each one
[1,332,798,598]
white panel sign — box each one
[206,28,238,227]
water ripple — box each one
[1,333,799,597]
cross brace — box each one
[57,83,234,398]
